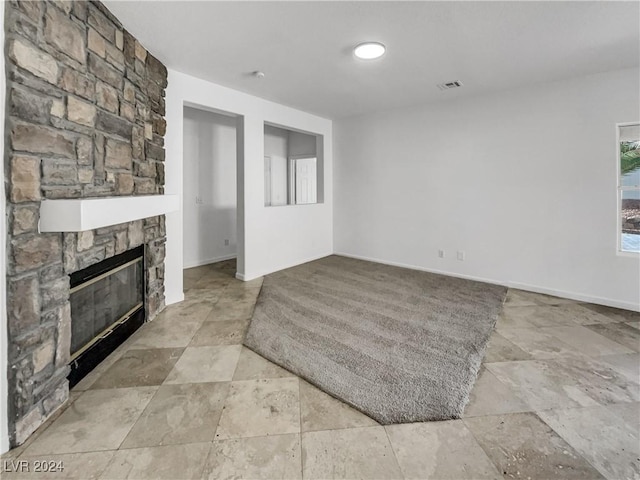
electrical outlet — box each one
[457,251,465,261]
[224,239,229,246]
[438,249,445,258]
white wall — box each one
[334,68,640,310]
[1,1,9,454]
[164,70,333,303]
[289,130,316,157]
[183,107,237,268]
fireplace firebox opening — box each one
[67,245,146,388]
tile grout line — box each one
[114,416,228,451]
[381,424,406,480]
[533,405,609,478]
[215,430,303,443]
[19,385,160,463]
[532,407,621,480]
[297,375,304,478]
[93,450,119,479]
[109,385,161,454]
[211,335,242,443]
[197,440,216,480]
[460,414,509,477]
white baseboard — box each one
[334,251,506,287]
[239,252,333,281]
[183,254,237,270]
[168,254,236,304]
[334,251,640,313]
[508,281,640,312]
[165,291,185,306]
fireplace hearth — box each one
[68,246,145,387]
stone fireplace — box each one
[5,0,169,446]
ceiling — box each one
[104,1,640,119]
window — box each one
[618,123,640,253]
[264,124,322,206]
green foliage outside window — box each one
[621,140,640,176]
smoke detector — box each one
[437,80,463,91]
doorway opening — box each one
[183,106,239,270]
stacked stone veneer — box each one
[5,0,168,446]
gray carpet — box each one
[244,255,507,424]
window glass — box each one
[619,124,640,253]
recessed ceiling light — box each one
[354,42,386,60]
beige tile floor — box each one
[2,259,639,479]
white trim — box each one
[508,281,640,312]
[334,251,507,287]
[39,195,179,232]
[240,251,334,281]
[1,0,9,454]
[335,252,640,312]
[184,254,237,270]
[617,250,640,259]
[616,121,640,256]
[165,291,185,306]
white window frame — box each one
[616,121,640,256]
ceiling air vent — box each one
[437,81,463,91]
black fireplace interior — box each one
[67,245,145,388]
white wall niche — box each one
[263,123,323,207]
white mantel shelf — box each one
[39,195,179,232]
